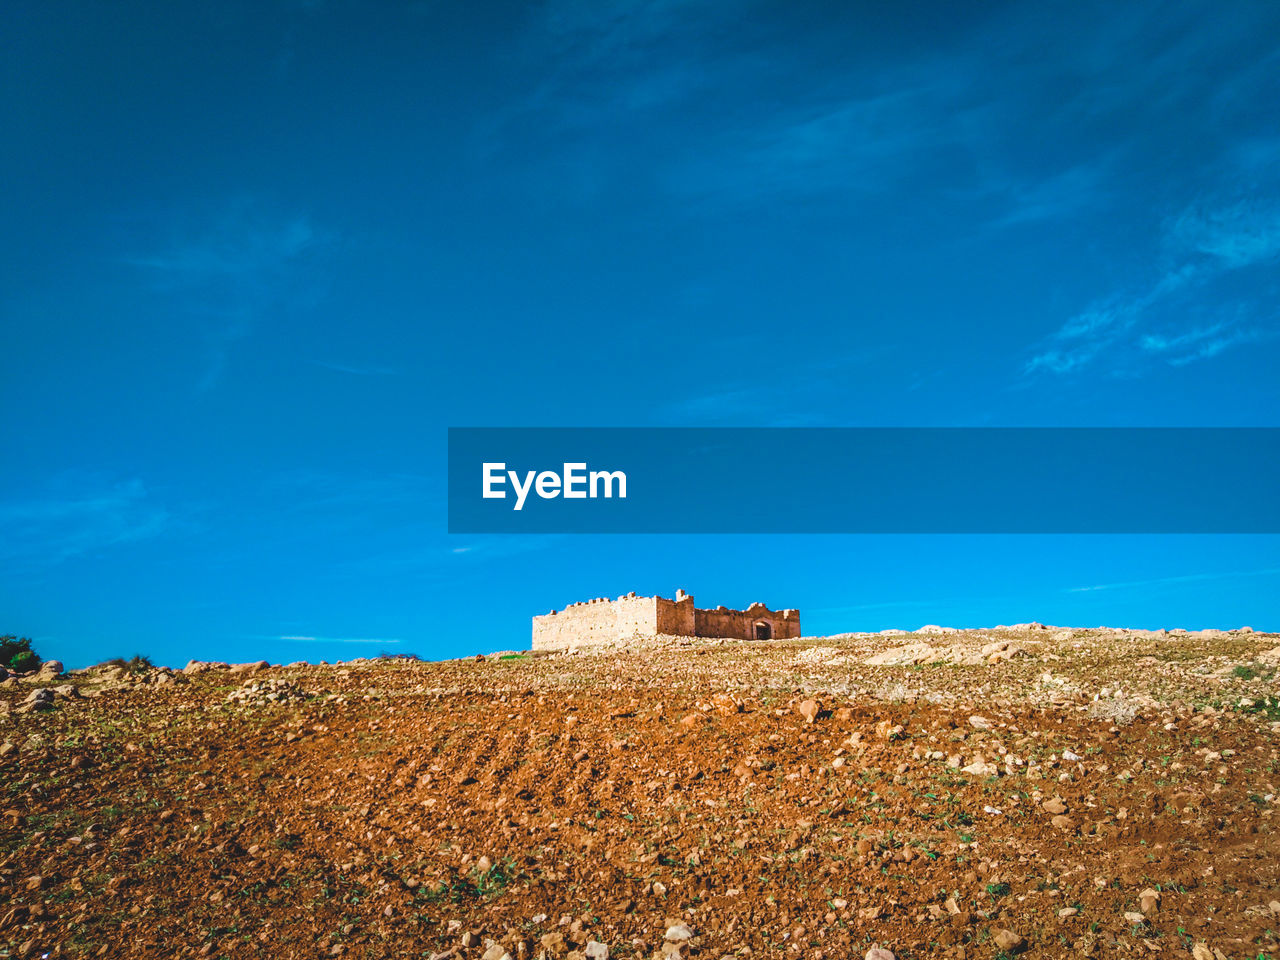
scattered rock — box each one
[875,719,904,740]
[992,929,1023,953]
[229,660,271,676]
[865,643,936,666]
[710,692,742,715]
[226,678,308,707]
[1139,888,1160,914]
[795,699,821,724]
[17,688,56,713]
[34,660,64,681]
[962,756,996,776]
[664,923,694,943]
[541,932,566,955]
[184,660,232,675]
[980,640,1029,662]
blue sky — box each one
[3,0,1279,667]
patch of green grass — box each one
[1237,696,1280,722]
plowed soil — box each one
[3,626,1279,960]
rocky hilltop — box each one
[2,624,1278,959]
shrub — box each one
[99,654,154,674]
[0,636,41,672]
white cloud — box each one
[1026,198,1280,376]
[277,635,402,644]
[1169,200,1280,269]
[1066,567,1280,593]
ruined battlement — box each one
[531,589,800,651]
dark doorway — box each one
[754,621,772,640]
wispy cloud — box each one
[308,360,398,376]
[446,535,564,560]
[659,346,899,426]
[276,634,402,644]
[1066,567,1280,594]
[0,477,172,565]
[1025,199,1280,376]
[1168,199,1280,269]
[123,201,333,391]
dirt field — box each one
[3,625,1279,960]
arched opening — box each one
[754,621,772,640]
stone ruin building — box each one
[531,588,801,651]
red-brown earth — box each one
[2,625,1278,960]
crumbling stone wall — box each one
[693,601,801,641]
[654,593,696,636]
[531,590,800,650]
[531,594,658,651]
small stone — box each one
[664,923,694,943]
[968,715,992,730]
[992,929,1023,953]
[874,720,904,741]
[1041,797,1067,815]
[865,947,896,960]
[461,931,479,948]
[1058,907,1078,918]
[541,932,566,955]
[1139,888,1160,914]
[710,693,742,715]
[796,699,821,724]
[584,942,609,960]
[1192,945,1213,960]
[1051,814,1074,831]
